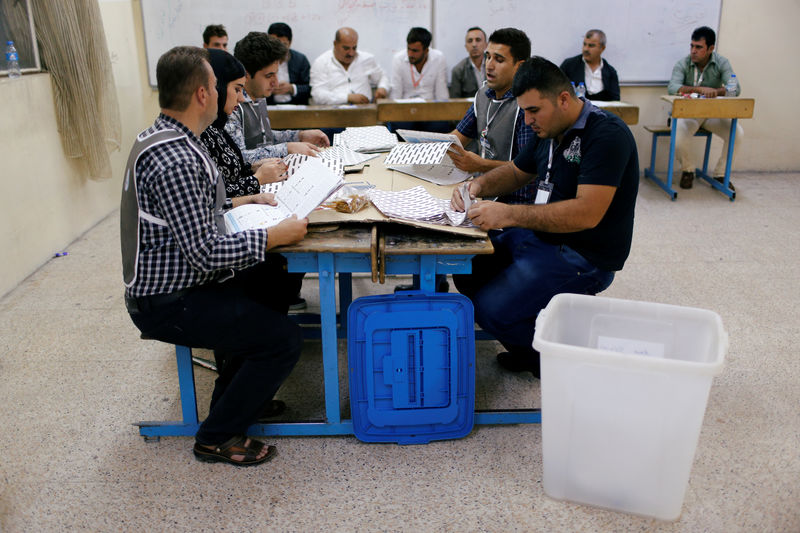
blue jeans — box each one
[454,228,614,354]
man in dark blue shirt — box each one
[451,56,639,378]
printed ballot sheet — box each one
[228,157,343,232]
[368,185,473,227]
[334,125,398,153]
[260,154,344,195]
[319,145,381,166]
[384,142,470,186]
[396,129,463,148]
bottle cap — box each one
[6,41,13,45]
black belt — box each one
[125,287,193,314]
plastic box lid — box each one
[347,291,475,444]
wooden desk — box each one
[593,101,639,125]
[376,98,472,123]
[268,104,377,129]
[645,95,754,201]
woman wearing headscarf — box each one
[201,48,286,201]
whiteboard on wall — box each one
[140,0,431,87]
[433,0,722,84]
[140,0,721,88]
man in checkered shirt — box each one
[120,46,307,467]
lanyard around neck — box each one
[409,62,425,88]
[481,97,508,138]
[544,139,554,184]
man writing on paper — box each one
[559,29,620,102]
[451,57,639,378]
[449,28,535,204]
[121,46,308,466]
[267,22,312,105]
[450,26,487,99]
[227,32,329,163]
[668,26,742,191]
[310,27,389,104]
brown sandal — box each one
[193,436,277,467]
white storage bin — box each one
[533,293,727,521]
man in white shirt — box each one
[559,29,620,102]
[310,27,389,104]
[390,27,448,101]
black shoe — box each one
[437,279,450,293]
[394,283,415,292]
[288,296,306,312]
[713,176,735,191]
[496,351,540,379]
[679,171,694,189]
[394,279,449,293]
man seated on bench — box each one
[121,46,308,467]
[451,57,639,379]
[668,26,742,191]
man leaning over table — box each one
[121,46,307,466]
[449,27,535,204]
[227,31,329,164]
[310,27,389,105]
[451,57,639,378]
[449,26,487,99]
[668,25,742,191]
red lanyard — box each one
[409,62,424,88]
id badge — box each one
[534,181,553,205]
[479,135,495,160]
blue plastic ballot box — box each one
[347,291,476,444]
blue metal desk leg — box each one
[419,255,437,293]
[721,118,737,201]
[318,253,341,424]
[664,121,679,200]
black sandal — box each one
[193,436,277,467]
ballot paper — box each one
[260,154,344,194]
[396,129,463,148]
[384,142,470,185]
[335,125,398,153]
[368,185,473,227]
[319,145,381,166]
[228,157,344,232]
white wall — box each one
[0,0,797,298]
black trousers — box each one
[129,258,302,445]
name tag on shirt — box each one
[535,181,553,205]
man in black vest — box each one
[451,57,638,379]
[559,29,620,102]
[121,46,308,466]
[449,28,535,204]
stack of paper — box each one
[228,157,344,232]
[334,125,398,153]
[384,142,470,186]
[396,129,463,147]
[260,154,344,194]
[368,185,473,227]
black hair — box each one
[512,56,573,100]
[156,46,210,111]
[691,26,716,47]
[466,27,486,40]
[268,22,292,42]
[206,48,246,127]
[202,24,227,45]
[233,32,288,76]
[488,28,531,63]
[407,27,432,48]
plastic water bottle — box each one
[5,41,20,79]
[570,81,576,94]
[725,74,738,97]
[576,81,586,99]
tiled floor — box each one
[0,173,798,532]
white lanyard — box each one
[693,66,705,87]
[482,98,506,137]
[544,139,554,184]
